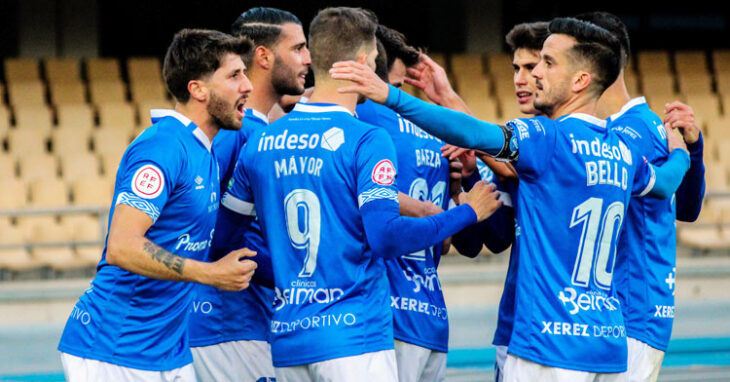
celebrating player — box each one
[57,29,256,381]
[188,7,311,382]
[217,7,502,381]
[576,11,706,381]
[331,17,691,379]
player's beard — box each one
[208,90,243,131]
[533,77,570,118]
[271,57,306,96]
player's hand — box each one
[449,159,465,199]
[463,181,502,222]
[207,248,257,291]
[664,101,701,144]
[665,124,689,154]
[405,53,458,106]
[330,61,390,103]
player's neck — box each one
[246,72,279,116]
[174,102,220,142]
[595,72,631,119]
[307,79,359,114]
[549,95,598,120]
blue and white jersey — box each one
[356,100,450,352]
[188,108,274,347]
[58,110,220,371]
[506,113,656,373]
[609,97,677,351]
[223,103,399,367]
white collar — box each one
[293,103,353,115]
[248,108,269,124]
[150,109,212,152]
[609,97,647,121]
[560,113,607,128]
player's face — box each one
[532,34,574,117]
[271,23,311,96]
[512,48,541,115]
[207,53,253,130]
[388,58,407,88]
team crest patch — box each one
[131,164,165,199]
[372,159,396,185]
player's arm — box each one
[664,101,706,221]
[331,61,510,155]
[638,127,691,198]
[106,204,257,291]
[398,192,443,217]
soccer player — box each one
[356,25,452,382]
[218,7,502,381]
[57,29,256,381]
[188,7,311,382]
[331,17,691,379]
[576,12,706,381]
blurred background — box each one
[1,0,729,380]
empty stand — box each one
[674,51,709,75]
[59,152,100,184]
[97,102,137,130]
[3,58,40,83]
[17,154,57,183]
[44,58,82,84]
[129,81,168,103]
[7,81,46,106]
[684,94,721,121]
[14,105,54,134]
[637,50,672,75]
[56,104,95,132]
[712,49,730,73]
[677,72,713,95]
[49,81,87,105]
[52,127,92,158]
[72,177,112,207]
[85,58,121,82]
[93,129,130,160]
[127,57,162,83]
[30,220,83,271]
[0,224,39,272]
[450,53,485,77]
[28,178,69,208]
[0,178,27,209]
[0,105,10,137]
[0,153,15,179]
[89,81,127,104]
[6,129,48,156]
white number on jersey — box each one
[404,178,446,261]
[284,189,321,277]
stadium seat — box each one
[14,104,53,134]
[127,57,162,83]
[29,178,69,208]
[455,74,490,99]
[89,81,127,104]
[450,53,485,77]
[486,53,513,78]
[52,127,92,158]
[59,152,100,184]
[61,215,104,267]
[636,50,671,75]
[31,220,84,271]
[0,224,39,272]
[493,76,516,100]
[56,104,95,132]
[624,72,640,98]
[706,117,730,140]
[49,81,87,105]
[684,94,721,121]
[705,161,728,191]
[0,105,10,137]
[674,51,709,75]
[712,49,730,73]
[18,153,57,183]
[677,72,713,96]
[0,178,27,209]
[16,216,57,241]
[3,58,40,83]
[716,140,730,166]
[677,206,725,250]
[99,152,122,180]
[6,128,48,155]
[72,177,113,207]
[0,153,16,179]
[7,81,46,106]
[44,58,81,84]
[647,94,685,116]
[93,128,131,158]
[463,95,499,122]
[641,73,676,98]
[429,53,448,71]
[499,96,523,122]
[715,72,730,96]
[129,81,168,103]
[97,102,137,130]
[86,58,122,82]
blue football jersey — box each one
[223,103,399,367]
[506,113,656,373]
[609,97,677,351]
[356,100,450,352]
[58,110,220,371]
[188,108,274,347]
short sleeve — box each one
[506,116,556,178]
[621,137,657,197]
[220,145,256,216]
[114,139,182,222]
[355,128,400,209]
[610,115,664,164]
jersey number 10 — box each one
[569,197,625,290]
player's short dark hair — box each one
[548,17,622,95]
[375,39,389,82]
[377,25,420,71]
[308,7,378,74]
[505,21,550,52]
[574,11,631,69]
[231,7,301,49]
[163,29,253,103]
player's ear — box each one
[255,45,273,70]
[355,52,368,65]
[572,70,591,94]
[187,79,208,103]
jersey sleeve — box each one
[505,116,556,178]
[220,145,256,217]
[611,115,664,163]
[355,127,400,209]
[114,138,183,223]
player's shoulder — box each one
[506,115,553,139]
[608,97,661,136]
